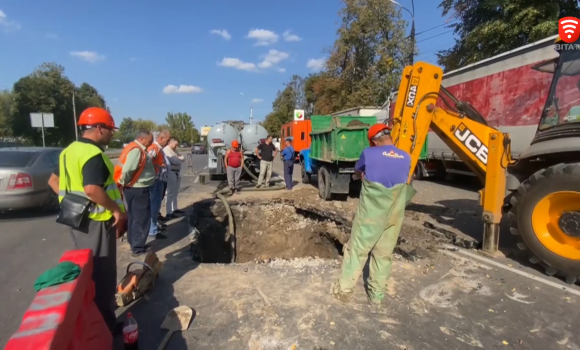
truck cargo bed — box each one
[309,115,377,162]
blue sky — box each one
[0,0,456,129]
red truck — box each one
[390,34,568,179]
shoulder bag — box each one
[55,154,94,232]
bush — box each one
[109,140,123,149]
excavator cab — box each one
[536,42,580,130]
[391,36,580,284]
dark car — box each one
[0,147,63,211]
[191,144,207,154]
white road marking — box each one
[440,244,580,297]
[204,166,207,169]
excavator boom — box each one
[390,62,514,253]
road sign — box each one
[30,113,54,128]
[293,109,305,121]
[200,126,211,137]
[30,113,55,147]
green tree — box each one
[0,90,14,138]
[10,62,107,146]
[117,117,136,143]
[318,0,412,112]
[117,117,158,143]
[437,0,580,71]
[262,78,302,136]
[165,112,196,144]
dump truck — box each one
[390,34,580,283]
[299,115,376,200]
[388,34,562,179]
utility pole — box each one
[250,107,253,124]
[72,89,78,140]
[390,0,415,65]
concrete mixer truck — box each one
[206,121,269,180]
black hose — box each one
[215,192,236,263]
[212,159,287,263]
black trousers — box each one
[124,186,151,254]
[70,219,117,331]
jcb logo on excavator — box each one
[454,123,488,164]
[406,77,419,107]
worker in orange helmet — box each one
[224,140,244,194]
[47,107,127,335]
[331,123,416,308]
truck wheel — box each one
[318,166,332,201]
[508,163,580,284]
[301,166,311,184]
[413,162,425,180]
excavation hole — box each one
[190,199,346,263]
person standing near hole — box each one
[280,138,295,190]
[330,124,416,308]
[254,135,278,188]
[225,140,243,194]
[115,130,155,258]
[164,137,185,219]
[48,107,127,336]
[147,130,170,239]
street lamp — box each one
[390,0,415,66]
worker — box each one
[225,140,244,194]
[47,107,126,335]
[330,124,416,308]
[254,134,278,188]
[280,138,295,190]
[147,130,171,239]
[163,137,185,218]
[114,130,155,258]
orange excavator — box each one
[390,36,580,283]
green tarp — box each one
[333,179,416,303]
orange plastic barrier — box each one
[5,249,112,350]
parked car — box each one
[191,144,207,154]
[0,147,63,212]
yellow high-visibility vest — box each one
[58,141,125,221]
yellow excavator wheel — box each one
[531,191,580,261]
[508,163,580,284]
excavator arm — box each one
[390,62,515,253]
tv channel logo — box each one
[559,17,580,44]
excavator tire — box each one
[508,163,580,284]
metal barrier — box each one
[185,153,196,176]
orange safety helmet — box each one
[231,140,239,148]
[78,107,117,129]
[368,123,391,146]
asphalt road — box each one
[0,154,210,347]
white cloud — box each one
[70,51,106,63]
[251,98,263,104]
[210,29,231,40]
[258,49,289,69]
[46,33,58,39]
[129,57,136,62]
[307,58,326,71]
[162,85,203,94]
[277,68,286,73]
[217,58,258,72]
[283,30,302,42]
[246,29,278,46]
[0,10,21,31]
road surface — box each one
[0,154,211,346]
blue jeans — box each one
[149,180,165,235]
[284,160,294,189]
